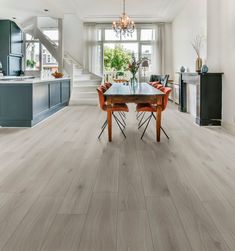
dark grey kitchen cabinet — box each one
[0,20,23,76]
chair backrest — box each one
[159,87,172,111]
[150,75,169,87]
[152,83,163,90]
[97,86,106,111]
[149,81,160,86]
[104,82,112,89]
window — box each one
[25,36,40,71]
[141,29,154,41]
[105,29,120,41]
[25,31,59,73]
[99,27,155,82]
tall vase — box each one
[130,73,138,91]
[196,57,202,73]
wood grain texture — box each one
[0,104,234,250]
[40,214,86,251]
[147,196,193,251]
[2,196,63,251]
[117,210,154,251]
[78,193,118,251]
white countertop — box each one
[0,76,71,84]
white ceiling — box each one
[0,0,187,23]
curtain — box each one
[83,24,101,76]
[152,23,166,75]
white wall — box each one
[172,0,207,74]
[172,0,235,134]
[164,23,173,78]
[63,14,84,64]
[216,0,235,133]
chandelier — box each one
[112,0,135,37]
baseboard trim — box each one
[222,122,235,137]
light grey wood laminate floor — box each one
[0,104,235,250]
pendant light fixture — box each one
[112,0,135,37]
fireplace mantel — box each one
[177,72,223,126]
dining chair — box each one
[136,87,172,139]
[137,82,163,122]
[103,82,126,124]
[97,86,129,139]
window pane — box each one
[42,45,58,73]
[26,34,33,40]
[141,29,153,41]
[98,29,102,41]
[141,45,152,56]
[26,42,40,70]
[105,29,120,41]
[121,30,137,41]
[140,44,152,81]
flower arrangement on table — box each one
[127,56,149,83]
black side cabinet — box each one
[196,73,223,126]
[0,20,23,76]
[179,73,223,126]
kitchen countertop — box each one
[0,76,71,84]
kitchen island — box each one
[0,77,71,127]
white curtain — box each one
[152,23,166,75]
[83,24,101,76]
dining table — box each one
[104,82,166,142]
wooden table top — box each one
[104,83,165,96]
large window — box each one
[97,26,155,82]
[25,30,58,74]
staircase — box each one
[63,53,102,105]
[18,17,102,105]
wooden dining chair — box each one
[97,86,129,139]
[136,87,172,139]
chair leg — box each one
[101,120,107,129]
[152,113,170,139]
[113,113,125,129]
[98,120,108,139]
[161,126,170,140]
[113,114,126,138]
[141,115,152,140]
[138,114,152,129]
[118,112,126,126]
[138,113,146,127]
[137,112,143,120]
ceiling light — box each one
[112,0,135,37]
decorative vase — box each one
[201,64,209,74]
[180,66,186,73]
[130,73,138,90]
[196,57,203,73]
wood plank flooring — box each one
[0,104,235,250]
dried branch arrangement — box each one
[191,35,205,57]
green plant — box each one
[104,45,132,71]
[26,59,36,68]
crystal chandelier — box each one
[112,0,135,37]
